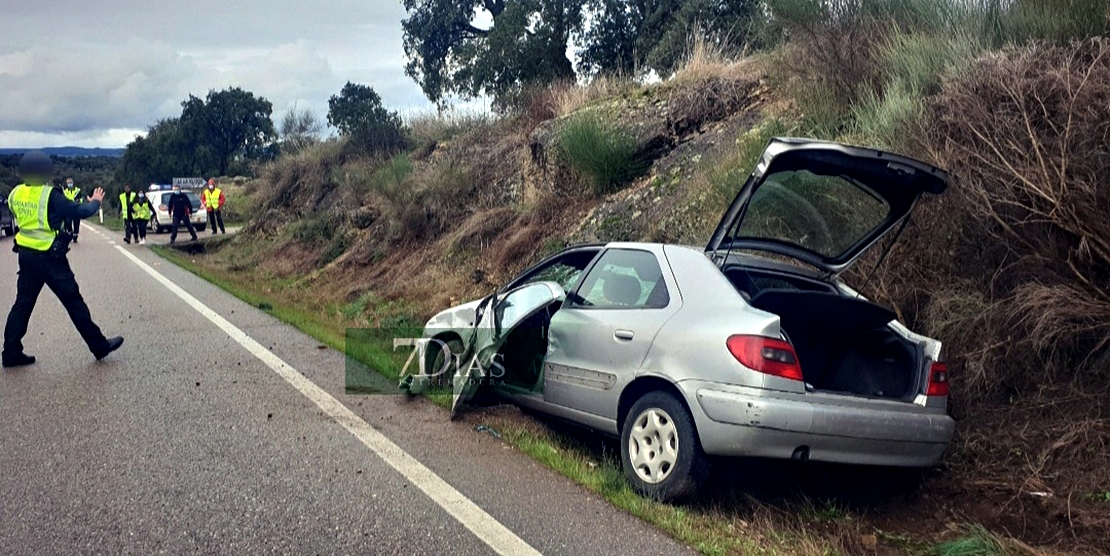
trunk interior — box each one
[726,268,922,401]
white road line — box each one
[113,243,541,556]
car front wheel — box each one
[621,391,710,503]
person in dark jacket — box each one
[167,185,198,244]
[3,151,124,368]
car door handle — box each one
[614,329,635,341]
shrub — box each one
[555,113,647,196]
[287,214,335,245]
[906,38,1110,396]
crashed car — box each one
[400,138,956,502]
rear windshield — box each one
[183,192,201,210]
[735,170,889,259]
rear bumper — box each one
[680,380,954,466]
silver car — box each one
[400,138,956,502]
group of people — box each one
[117,178,227,245]
[117,183,154,244]
[2,154,235,368]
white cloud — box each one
[0,0,435,148]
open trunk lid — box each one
[706,138,949,275]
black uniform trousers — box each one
[207,209,225,234]
[123,219,138,243]
[169,212,197,242]
[3,249,111,357]
[65,216,80,238]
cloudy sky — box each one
[0,0,440,148]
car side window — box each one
[569,249,670,309]
[511,250,599,291]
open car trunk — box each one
[747,289,922,401]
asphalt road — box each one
[0,223,697,555]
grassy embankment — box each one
[156,1,1110,554]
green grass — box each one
[930,525,1005,556]
[556,113,648,196]
[1087,491,1110,503]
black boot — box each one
[2,352,36,368]
[94,336,124,361]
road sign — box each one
[173,177,205,188]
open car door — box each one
[451,281,565,418]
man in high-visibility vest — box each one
[201,178,226,235]
[2,151,123,368]
[62,177,82,243]
[119,183,138,244]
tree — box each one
[577,0,765,78]
[327,82,406,154]
[402,0,583,105]
[279,106,324,154]
[116,118,203,187]
[180,87,276,175]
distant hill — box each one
[0,147,124,158]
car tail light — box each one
[927,362,949,396]
[726,335,803,381]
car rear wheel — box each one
[621,391,710,503]
[150,216,162,233]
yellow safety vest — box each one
[119,191,137,219]
[63,186,80,201]
[132,197,152,220]
[202,187,222,210]
[8,184,55,252]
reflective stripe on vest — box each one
[9,185,55,252]
[63,186,80,201]
[203,188,221,209]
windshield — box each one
[731,169,889,259]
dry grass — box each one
[405,107,497,150]
[549,75,637,117]
[924,38,1110,391]
[664,32,766,139]
[670,30,756,84]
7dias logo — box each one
[393,337,506,393]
